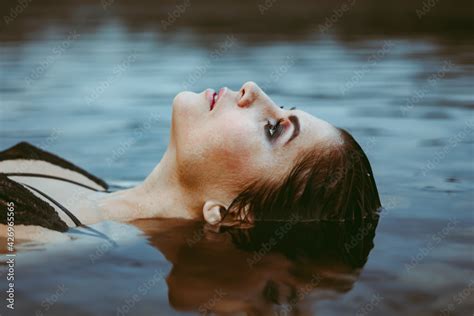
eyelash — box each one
[266,119,284,139]
[265,106,296,139]
[280,106,296,110]
[266,106,296,139]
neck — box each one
[98,148,202,222]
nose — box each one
[237,81,261,108]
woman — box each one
[0,81,381,240]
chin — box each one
[171,90,205,153]
[172,91,196,132]
[172,91,205,113]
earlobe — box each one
[202,200,226,225]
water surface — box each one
[0,1,473,315]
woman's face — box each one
[171,81,341,204]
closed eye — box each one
[265,106,298,143]
[265,119,284,141]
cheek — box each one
[217,138,252,171]
[208,122,262,175]
[173,104,268,189]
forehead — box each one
[270,109,341,177]
[293,110,342,147]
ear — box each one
[202,200,226,225]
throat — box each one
[97,148,203,222]
[97,181,199,222]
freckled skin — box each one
[170,81,341,207]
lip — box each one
[217,87,226,103]
[208,87,226,111]
[206,89,217,111]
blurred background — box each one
[0,0,473,315]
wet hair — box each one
[221,128,382,267]
[227,128,381,223]
[226,219,379,268]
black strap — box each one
[4,173,116,242]
[4,172,109,192]
[21,182,116,243]
[20,183,84,227]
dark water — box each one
[1,1,473,315]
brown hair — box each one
[227,128,381,223]
[222,128,381,267]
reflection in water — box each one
[134,217,379,315]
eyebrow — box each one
[286,115,300,144]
